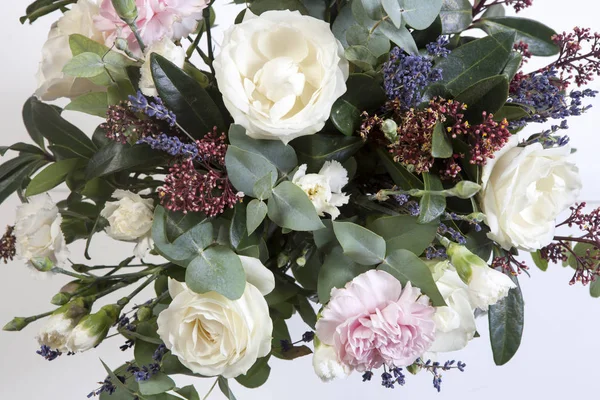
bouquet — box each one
[2,0,599,397]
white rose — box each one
[427,261,476,353]
[312,338,351,382]
[157,256,274,378]
[480,136,582,251]
[139,37,186,97]
[15,194,70,268]
[292,160,350,220]
[214,10,349,144]
[100,190,154,258]
[35,0,106,101]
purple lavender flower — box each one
[427,36,451,58]
[129,91,177,127]
[138,134,200,159]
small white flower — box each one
[157,256,274,378]
[15,194,70,270]
[292,160,350,220]
[100,190,154,257]
[37,298,90,352]
[427,261,477,353]
[480,136,582,251]
[468,263,517,310]
[139,37,186,97]
[312,338,351,382]
[65,304,120,353]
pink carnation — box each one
[316,270,436,372]
[94,0,209,54]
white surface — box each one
[1,1,600,399]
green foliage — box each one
[436,31,516,95]
[85,142,169,180]
[333,221,386,265]
[318,246,370,302]
[236,357,271,388]
[439,0,472,34]
[65,92,109,117]
[26,158,81,196]
[377,148,424,190]
[378,249,446,306]
[225,146,278,198]
[151,53,225,137]
[418,173,446,223]
[250,0,309,14]
[489,276,524,365]
[431,122,453,158]
[0,153,48,204]
[292,134,364,172]
[368,215,438,256]
[455,75,510,123]
[185,246,246,300]
[476,17,559,56]
[247,199,268,235]
[268,181,324,231]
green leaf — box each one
[493,104,530,122]
[331,74,387,136]
[292,134,363,172]
[0,156,47,204]
[431,122,453,158]
[368,215,438,256]
[100,360,135,396]
[218,377,237,400]
[250,0,309,14]
[465,228,493,261]
[85,142,168,180]
[253,172,274,201]
[23,97,96,159]
[317,246,370,302]
[346,25,390,57]
[436,31,516,95]
[247,199,268,235]
[489,275,523,365]
[295,295,317,329]
[62,52,105,78]
[345,45,377,71]
[455,75,510,123]
[185,246,246,300]
[152,206,213,265]
[65,92,109,117]
[379,21,419,55]
[0,142,45,157]
[138,372,176,396]
[225,145,278,198]
[440,0,473,34]
[162,209,207,243]
[590,279,600,298]
[236,356,271,388]
[377,148,423,189]
[333,221,386,265]
[418,172,446,224]
[502,51,523,81]
[267,181,325,231]
[382,0,403,28]
[379,249,446,306]
[175,386,200,400]
[360,0,383,19]
[151,53,225,137]
[26,158,81,196]
[275,345,313,360]
[399,0,443,30]
[332,2,357,47]
[228,124,298,174]
[530,250,548,272]
[477,17,559,56]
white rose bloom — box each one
[292,161,350,220]
[214,10,349,144]
[15,194,70,269]
[35,0,106,101]
[139,37,186,97]
[312,338,351,382]
[100,190,154,258]
[427,261,476,353]
[157,256,274,378]
[480,136,582,251]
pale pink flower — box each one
[316,270,436,372]
[94,0,209,54]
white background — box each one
[1,1,600,399]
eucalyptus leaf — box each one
[378,21,419,55]
[431,122,453,158]
[333,221,386,265]
[418,173,446,224]
[225,145,278,198]
[317,246,371,302]
[62,52,105,78]
[368,215,438,256]
[399,0,443,30]
[185,246,246,300]
[267,181,325,231]
[65,92,109,117]
[247,199,268,235]
[292,134,364,172]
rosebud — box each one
[66,304,121,352]
[111,0,138,24]
[446,181,482,199]
[37,297,92,352]
[381,119,398,142]
[3,317,28,332]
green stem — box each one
[203,378,219,400]
[128,21,146,53]
[117,274,159,308]
[51,267,89,280]
[25,310,54,323]
[203,5,216,76]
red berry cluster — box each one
[550,27,600,87]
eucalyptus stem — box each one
[128,22,146,52]
[203,4,216,76]
[203,378,219,400]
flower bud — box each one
[381,119,398,142]
[111,0,138,24]
[446,181,482,199]
[312,336,351,382]
[445,243,479,284]
[3,317,28,331]
[114,37,130,53]
[66,304,121,352]
[51,292,72,306]
[37,297,92,351]
[71,264,89,273]
[137,306,153,322]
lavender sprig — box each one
[129,91,177,127]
